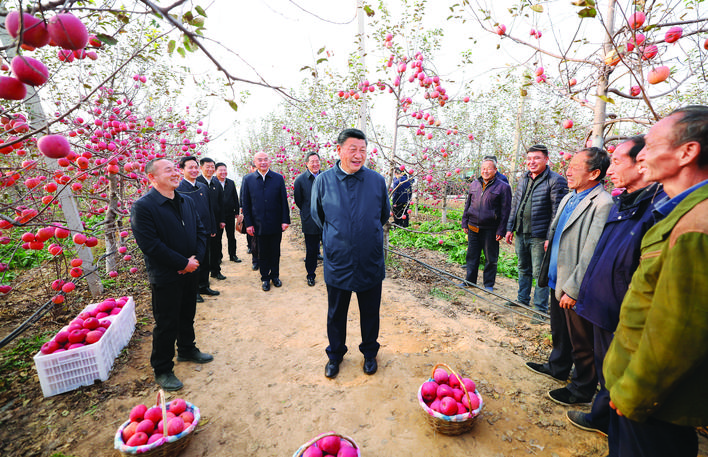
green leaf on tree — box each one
[598,95,615,104]
[520,88,528,96]
[577,7,597,18]
[316,58,328,64]
[317,47,326,55]
[195,5,208,17]
[177,47,186,58]
[363,5,375,17]
[530,4,544,13]
[183,11,194,22]
[226,99,239,112]
[96,33,117,46]
[167,40,176,54]
[191,17,205,27]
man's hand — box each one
[544,240,549,251]
[246,226,255,236]
[559,293,576,309]
[496,234,503,241]
[220,222,226,229]
[178,255,199,274]
[463,228,468,234]
[210,233,216,237]
[609,400,624,417]
[281,223,289,232]
[505,231,514,244]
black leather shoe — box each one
[262,281,270,291]
[247,248,252,254]
[230,255,242,263]
[155,372,183,391]
[252,263,259,271]
[196,294,204,303]
[177,350,214,364]
[325,360,340,378]
[317,254,324,261]
[211,273,227,280]
[363,357,377,375]
[307,277,315,287]
[272,278,282,287]
[200,287,220,296]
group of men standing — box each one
[463,106,707,456]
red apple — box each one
[168,398,187,416]
[85,330,102,344]
[495,24,506,35]
[67,329,85,344]
[144,406,162,424]
[647,66,670,84]
[11,56,49,86]
[122,421,139,442]
[421,381,438,401]
[129,404,148,422]
[38,135,71,159]
[628,11,646,29]
[317,435,341,454]
[5,12,50,48]
[630,85,641,96]
[0,76,27,101]
[642,44,658,60]
[126,431,148,446]
[665,26,682,43]
[440,396,458,415]
[562,119,574,129]
[433,368,449,384]
[47,13,88,50]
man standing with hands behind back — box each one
[312,128,390,379]
[215,162,242,263]
[241,152,291,291]
[294,152,323,286]
[197,158,226,281]
[131,158,213,392]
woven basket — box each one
[418,363,484,435]
[114,389,200,456]
[292,431,361,457]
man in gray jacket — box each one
[527,147,613,406]
[312,128,390,379]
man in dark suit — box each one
[293,152,323,286]
[241,161,259,270]
[241,152,291,291]
[197,158,226,281]
[215,162,242,263]
[131,158,213,392]
[177,156,219,302]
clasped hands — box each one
[178,255,199,274]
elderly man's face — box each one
[150,160,181,191]
[607,141,645,192]
[201,161,215,179]
[566,150,599,191]
[637,114,682,185]
[480,160,497,182]
[254,153,270,173]
[306,155,321,174]
[182,159,200,181]
[338,137,367,174]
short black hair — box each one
[625,135,646,162]
[580,147,610,181]
[145,158,166,174]
[179,156,198,169]
[669,105,708,167]
[215,162,227,169]
[199,157,215,166]
[305,152,320,163]
[527,144,549,156]
[337,128,367,146]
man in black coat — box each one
[293,152,323,286]
[177,156,219,302]
[241,152,291,291]
[215,162,242,263]
[131,158,213,392]
[197,158,226,280]
[241,161,259,270]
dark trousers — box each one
[546,290,573,379]
[465,228,500,288]
[150,274,198,375]
[608,410,697,457]
[247,234,258,266]
[304,233,321,279]
[392,202,410,227]
[586,324,613,430]
[208,233,222,275]
[257,232,281,281]
[564,307,597,399]
[198,245,211,290]
[224,216,237,258]
[326,282,382,361]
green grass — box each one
[430,287,452,300]
[0,331,53,393]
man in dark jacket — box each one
[312,128,390,379]
[197,158,226,281]
[294,152,323,286]
[242,161,259,270]
[565,136,665,437]
[177,156,219,302]
[241,152,291,291]
[215,162,242,263]
[505,145,568,312]
[461,157,511,291]
[391,168,413,227]
[131,158,213,392]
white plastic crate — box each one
[33,296,136,397]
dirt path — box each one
[51,230,624,457]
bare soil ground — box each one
[1,228,706,457]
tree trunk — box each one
[104,174,120,273]
[591,0,617,148]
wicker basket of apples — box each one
[417,363,483,435]
[292,432,360,457]
[114,390,199,456]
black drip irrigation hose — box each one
[385,246,550,325]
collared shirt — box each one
[201,174,212,185]
[183,178,197,188]
[548,183,600,290]
[258,169,269,179]
[218,178,226,189]
[653,179,708,220]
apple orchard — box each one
[1,0,707,345]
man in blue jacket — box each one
[565,136,665,437]
[461,157,511,291]
[131,158,213,392]
[294,152,323,286]
[241,151,291,291]
[312,128,390,379]
[391,168,413,227]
